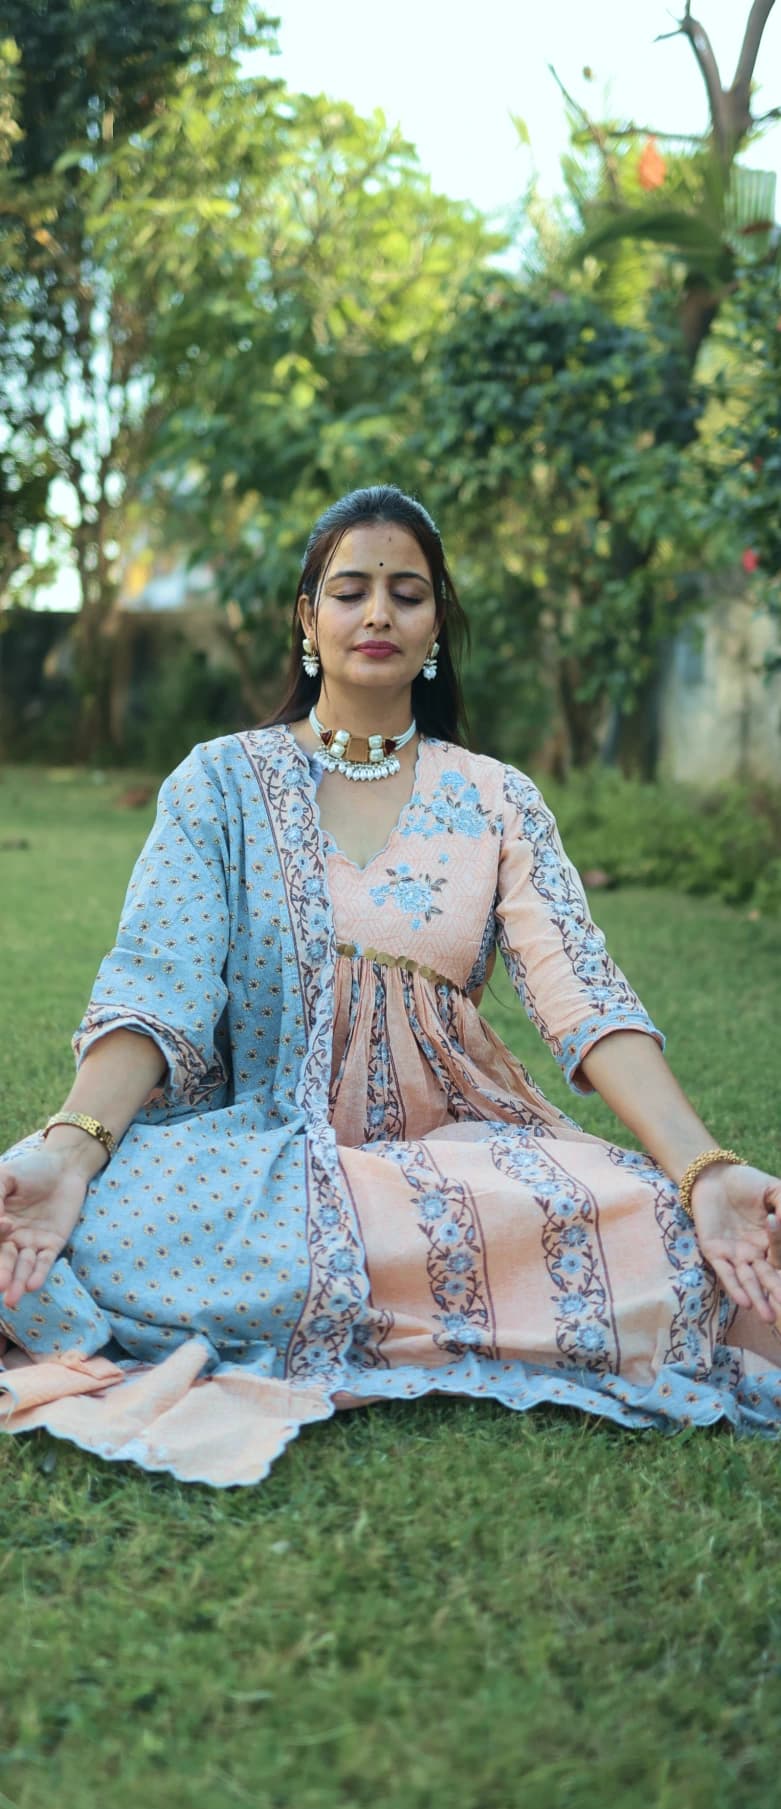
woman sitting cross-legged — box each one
[2,484,781,1487]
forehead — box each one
[332,520,429,573]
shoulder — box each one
[426,740,548,810]
[164,727,295,793]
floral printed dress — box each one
[2,727,780,1488]
[318,739,781,1427]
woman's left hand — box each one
[691,1163,781,1325]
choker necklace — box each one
[308,706,416,780]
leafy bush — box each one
[134,648,245,771]
[538,766,781,913]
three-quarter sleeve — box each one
[494,764,665,1095]
[72,746,231,1111]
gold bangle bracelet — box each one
[42,1113,117,1161]
[678,1148,743,1220]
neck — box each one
[314,681,415,740]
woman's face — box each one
[299,521,439,695]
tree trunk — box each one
[557,657,601,769]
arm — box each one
[580,1029,719,1183]
[0,1029,167,1308]
[43,1028,167,1181]
[580,1028,781,1324]
[71,744,231,1112]
[494,765,664,1092]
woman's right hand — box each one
[0,1148,91,1310]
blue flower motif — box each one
[674,1235,698,1259]
[580,1325,606,1351]
[449,1251,473,1274]
[447,1279,466,1298]
[310,1314,334,1335]
[680,1266,705,1289]
[330,1249,357,1275]
[320,1206,341,1228]
[440,1312,483,1345]
[559,1292,588,1316]
[562,1226,587,1247]
[418,1191,447,1221]
[560,1252,582,1275]
[439,1221,461,1244]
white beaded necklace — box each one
[308,705,417,781]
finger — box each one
[752,1256,781,1311]
[708,1257,752,1311]
[0,1239,21,1297]
[2,1246,40,1312]
[735,1260,777,1324]
[765,1212,781,1269]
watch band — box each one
[42,1112,117,1160]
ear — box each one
[298,593,315,641]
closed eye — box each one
[335,592,423,604]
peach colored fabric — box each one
[0,1341,333,1486]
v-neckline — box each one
[284,724,429,874]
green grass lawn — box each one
[1,764,781,1809]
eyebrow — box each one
[325,568,432,587]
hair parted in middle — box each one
[263,484,471,745]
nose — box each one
[362,581,393,628]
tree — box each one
[533,1,781,771]
[417,277,713,768]
[0,0,278,755]
[102,93,500,720]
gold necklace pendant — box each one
[309,707,414,782]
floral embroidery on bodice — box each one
[308,737,664,1151]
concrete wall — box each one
[658,582,781,786]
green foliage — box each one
[418,278,711,756]
[541,766,781,912]
[133,643,245,771]
[0,1,280,642]
[707,258,781,586]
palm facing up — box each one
[0,1150,89,1311]
[692,1164,781,1325]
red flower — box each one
[638,137,666,191]
[741,548,760,573]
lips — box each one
[356,642,399,653]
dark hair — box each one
[263,485,470,744]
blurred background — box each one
[1,0,780,823]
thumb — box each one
[0,1168,16,1205]
[763,1180,781,1218]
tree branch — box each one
[548,65,623,201]
[732,0,777,114]
[601,124,708,144]
[656,6,731,154]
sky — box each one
[259,0,781,222]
